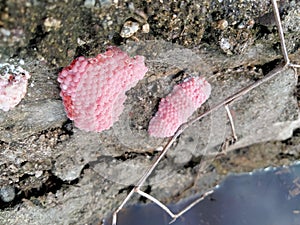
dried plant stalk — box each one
[111,0,300,224]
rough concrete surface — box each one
[1,1,300,225]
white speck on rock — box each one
[220,38,231,51]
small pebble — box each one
[84,0,96,8]
[0,185,15,202]
[44,17,61,31]
[220,38,231,53]
[120,21,139,38]
[100,0,113,7]
[142,23,150,33]
[216,19,228,30]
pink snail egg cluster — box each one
[148,76,211,138]
[0,63,30,111]
[57,47,148,132]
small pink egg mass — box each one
[58,47,148,132]
[148,77,211,138]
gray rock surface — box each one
[1,1,300,225]
[0,39,299,225]
[0,100,66,142]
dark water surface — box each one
[104,162,300,225]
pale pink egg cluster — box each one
[58,47,148,132]
[148,76,211,138]
[0,63,30,111]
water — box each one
[104,162,300,225]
